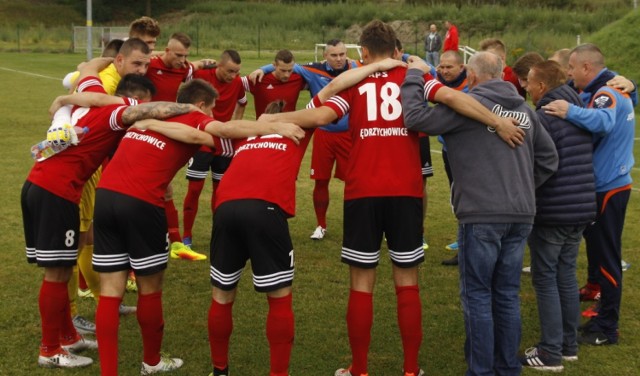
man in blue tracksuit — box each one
[543,43,635,345]
[250,39,358,241]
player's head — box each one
[129,16,160,51]
[359,20,397,63]
[177,79,219,116]
[264,99,286,114]
[512,51,545,90]
[527,60,566,105]
[466,51,503,89]
[568,43,604,90]
[549,48,571,73]
[164,32,192,69]
[430,24,437,32]
[115,38,151,77]
[444,20,453,29]
[115,74,156,101]
[438,50,465,82]
[479,38,506,62]
[393,38,404,60]
[273,49,295,82]
[216,49,242,83]
[324,39,347,70]
[102,39,124,58]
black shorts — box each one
[342,197,424,268]
[210,199,294,293]
[186,150,232,182]
[93,189,169,276]
[420,136,434,178]
[21,181,80,267]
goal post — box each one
[73,26,129,54]
[314,43,362,62]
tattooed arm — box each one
[121,102,200,124]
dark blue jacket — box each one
[534,84,597,225]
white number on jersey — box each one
[358,82,402,121]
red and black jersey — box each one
[215,129,313,217]
[99,111,224,207]
[194,68,247,122]
[27,76,137,204]
[320,66,443,200]
[146,56,195,102]
[241,73,306,118]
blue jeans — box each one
[458,223,532,376]
[426,51,440,68]
[528,225,583,360]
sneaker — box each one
[78,288,94,299]
[578,330,618,346]
[119,303,137,316]
[579,282,600,301]
[170,242,207,261]
[403,369,425,376]
[581,302,600,318]
[522,266,531,273]
[445,241,459,251]
[561,352,578,362]
[310,226,326,240]
[335,367,368,376]
[622,260,631,271]
[72,315,96,334]
[422,238,429,251]
[38,348,93,368]
[140,354,184,375]
[182,236,192,248]
[520,346,563,372]
[441,253,458,266]
[126,271,138,293]
[61,335,98,353]
[209,366,229,376]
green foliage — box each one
[589,10,640,78]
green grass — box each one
[0,51,639,375]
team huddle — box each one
[21,15,635,376]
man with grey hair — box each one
[544,43,635,346]
[402,51,559,375]
[424,24,442,67]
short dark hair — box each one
[359,20,397,58]
[275,49,294,64]
[326,39,342,47]
[129,16,160,38]
[513,52,545,80]
[170,32,192,49]
[115,74,156,98]
[102,39,124,58]
[119,37,151,57]
[530,60,567,91]
[177,79,219,107]
[221,49,241,65]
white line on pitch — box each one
[0,66,60,81]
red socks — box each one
[396,285,422,375]
[183,179,205,239]
[208,299,234,371]
[96,295,122,376]
[347,289,373,376]
[137,291,164,366]
[39,280,69,355]
[266,294,294,376]
[312,179,330,229]
[164,199,181,243]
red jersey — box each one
[27,76,137,204]
[98,111,223,207]
[146,56,195,102]
[503,65,526,98]
[215,130,313,217]
[194,69,247,122]
[320,66,442,200]
[241,73,306,118]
